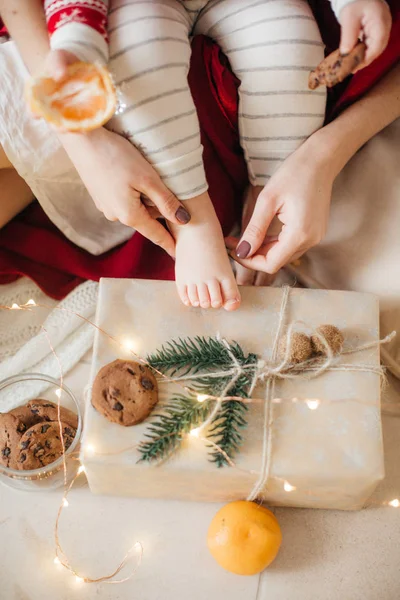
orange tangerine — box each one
[26,62,117,132]
[207,501,282,576]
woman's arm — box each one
[229,62,400,275]
[0,0,191,254]
[0,0,49,73]
[312,61,400,177]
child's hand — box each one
[44,48,80,81]
[340,0,392,71]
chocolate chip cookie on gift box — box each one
[0,398,78,471]
[92,359,159,426]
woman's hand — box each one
[60,127,191,257]
[226,137,335,274]
[340,0,392,71]
[40,51,191,256]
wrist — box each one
[58,126,105,153]
[304,125,353,179]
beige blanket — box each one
[290,117,400,379]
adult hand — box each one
[226,138,334,275]
[60,127,191,257]
[340,0,392,71]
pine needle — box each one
[140,337,258,466]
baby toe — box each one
[188,284,200,307]
[221,278,241,312]
[207,279,223,309]
[198,283,211,309]
[178,285,190,307]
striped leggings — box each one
[108,0,327,199]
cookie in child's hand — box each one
[92,359,159,426]
[309,42,366,90]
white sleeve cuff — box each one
[330,0,388,22]
[50,22,109,65]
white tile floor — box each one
[1,357,400,599]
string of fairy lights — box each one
[2,297,400,586]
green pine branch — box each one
[137,394,211,463]
[208,352,258,467]
[147,336,248,377]
[140,337,259,467]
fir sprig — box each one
[141,337,259,467]
[208,352,258,467]
[138,394,210,463]
[147,336,249,377]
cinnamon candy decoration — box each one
[309,42,366,89]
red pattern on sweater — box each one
[0,3,399,298]
[44,0,108,40]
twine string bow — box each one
[162,287,395,501]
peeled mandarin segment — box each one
[207,500,282,576]
[26,61,117,132]
[52,95,107,121]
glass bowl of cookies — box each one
[0,373,82,491]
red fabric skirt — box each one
[0,1,399,299]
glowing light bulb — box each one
[78,465,85,475]
[122,338,137,353]
[389,499,400,508]
[197,394,209,403]
[62,498,69,507]
[54,556,61,566]
[283,481,296,492]
[75,576,84,583]
[306,399,320,411]
[55,388,62,398]
[190,427,201,438]
[26,299,36,306]
[85,444,95,455]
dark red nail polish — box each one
[175,206,191,224]
[236,240,251,259]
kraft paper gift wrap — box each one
[82,279,384,510]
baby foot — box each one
[170,193,241,311]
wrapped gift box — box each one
[82,279,384,510]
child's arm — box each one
[330,0,392,68]
[44,0,109,65]
[0,0,109,75]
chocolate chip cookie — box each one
[16,421,76,470]
[309,42,366,90]
[8,405,42,434]
[25,399,79,430]
[0,413,26,469]
[92,359,158,426]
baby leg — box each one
[196,0,326,184]
[195,0,326,281]
[107,0,239,309]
